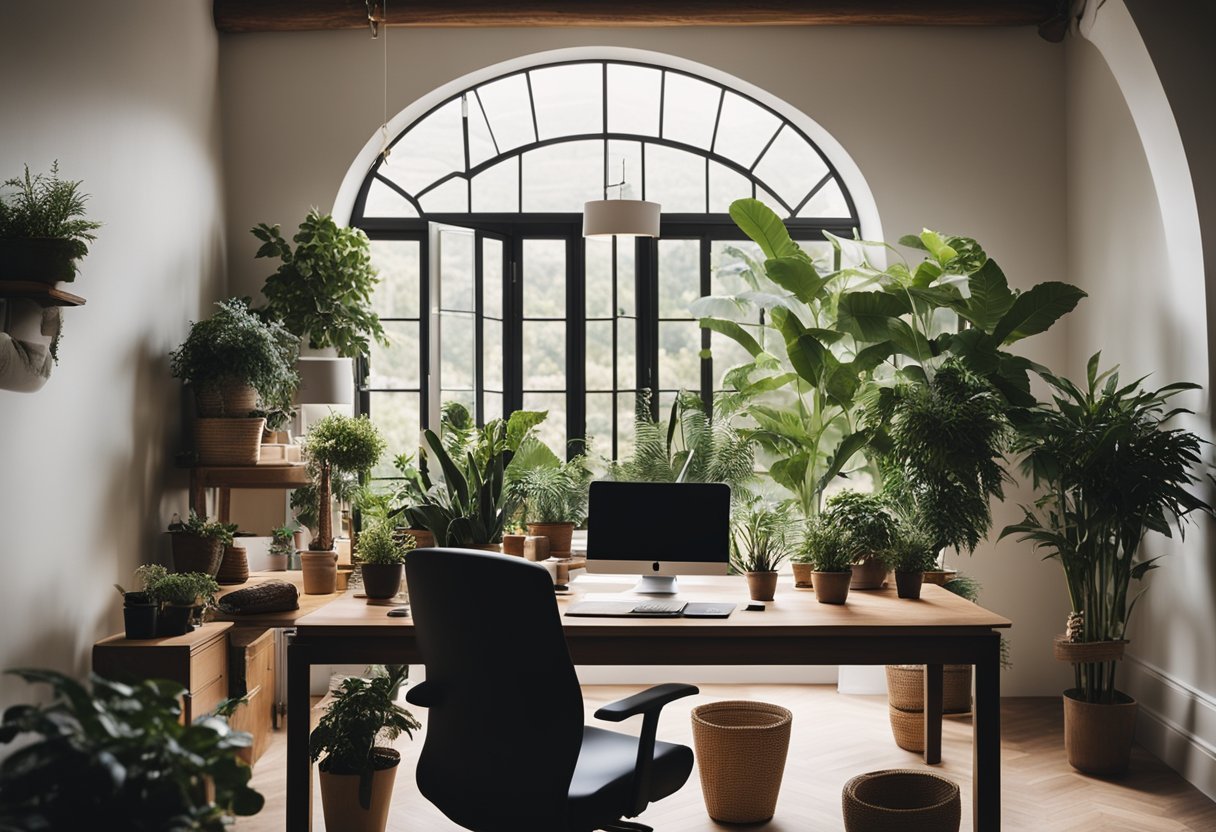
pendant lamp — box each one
[583,160,661,238]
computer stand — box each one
[634,575,678,595]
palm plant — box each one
[730,501,796,573]
[1001,354,1213,703]
[513,456,593,525]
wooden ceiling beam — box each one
[214,1,1063,34]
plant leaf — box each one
[991,281,1087,344]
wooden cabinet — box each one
[227,628,276,765]
[92,623,232,723]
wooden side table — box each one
[188,463,311,522]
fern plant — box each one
[0,162,101,261]
[514,457,593,524]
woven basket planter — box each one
[216,543,249,585]
[887,705,926,753]
[1053,636,1127,664]
[886,665,972,714]
[842,769,961,832]
[692,700,793,823]
[171,534,224,576]
[194,380,258,418]
[194,417,265,465]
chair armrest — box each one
[594,683,699,722]
[405,680,442,707]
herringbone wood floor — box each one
[237,684,1216,831]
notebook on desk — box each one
[565,600,735,618]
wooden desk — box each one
[212,571,342,629]
[286,577,1010,832]
[188,463,310,522]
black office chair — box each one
[405,548,697,832]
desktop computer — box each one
[584,480,731,595]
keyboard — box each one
[565,600,735,618]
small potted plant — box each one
[889,519,939,600]
[114,565,168,640]
[513,454,592,555]
[803,516,852,604]
[167,512,235,576]
[0,669,264,830]
[170,299,298,464]
[138,565,220,637]
[730,501,794,602]
[301,414,386,594]
[790,552,814,589]
[356,520,415,600]
[268,523,297,571]
[309,665,420,832]
[0,162,102,283]
[819,491,898,589]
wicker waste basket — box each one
[842,769,960,832]
[691,700,792,823]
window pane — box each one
[617,239,635,315]
[645,144,706,214]
[586,320,613,390]
[440,312,475,391]
[439,229,474,311]
[531,63,603,140]
[607,140,643,200]
[711,240,764,297]
[369,240,421,318]
[708,162,752,214]
[364,178,418,218]
[662,72,719,148]
[523,392,567,456]
[483,318,503,391]
[420,177,469,214]
[585,237,613,319]
[607,64,661,136]
[476,74,535,152]
[616,392,637,461]
[616,317,636,389]
[523,239,566,318]
[712,92,781,168]
[472,156,519,213]
[466,92,497,168]
[657,390,678,420]
[483,391,503,424]
[443,389,476,422]
[522,141,603,213]
[659,320,701,392]
[585,392,613,456]
[522,320,566,390]
[368,321,420,389]
[482,237,504,318]
[752,127,829,210]
[381,98,464,194]
[658,239,700,318]
[798,179,850,218]
[369,392,420,479]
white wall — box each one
[220,24,1074,696]
[0,0,225,710]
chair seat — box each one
[568,726,694,829]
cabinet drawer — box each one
[188,671,229,722]
[190,640,227,697]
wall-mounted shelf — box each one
[0,281,86,307]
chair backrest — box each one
[406,548,585,831]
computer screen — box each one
[586,481,731,565]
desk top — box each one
[212,572,344,629]
[293,574,1010,639]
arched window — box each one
[350,57,862,469]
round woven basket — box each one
[194,380,258,418]
[692,700,793,824]
[887,705,926,753]
[171,535,224,576]
[216,543,249,585]
[194,417,265,465]
[1053,636,1127,664]
[886,665,973,714]
[842,769,961,832]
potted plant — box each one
[819,491,898,589]
[114,565,166,640]
[0,162,101,284]
[268,523,297,571]
[730,501,795,602]
[301,413,386,594]
[889,518,939,600]
[169,299,298,464]
[138,565,220,637]
[309,665,420,832]
[0,669,263,830]
[512,452,592,555]
[802,515,852,604]
[790,552,814,589]
[1001,356,1213,777]
[167,512,235,576]
[356,520,415,600]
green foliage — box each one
[871,361,1010,554]
[290,485,319,534]
[309,667,420,799]
[253,209,387,358]
[730,501,797,573]
[139,569,220,608]
[304,413,386,475]
[888,518,940,572]
[801,515,852,572]
[0,162,101,268]
[819,490,899,564]
[168,511,236,546]
[943,574,982,603]
[169,298,299,414]
[356,520,415,565]
[271,523,298,544]
[0,669,263,831]
[1001,355,1213,702]
[511,454,593,524]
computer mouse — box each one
[386,607,410,618]
[744,602,765,612]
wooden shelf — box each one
[0,281,86,307]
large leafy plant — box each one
[0,669,263,831]
[1001,356,1213,703]
[818,490,899,564]
[253,209,387,358]
[511,453,594,525]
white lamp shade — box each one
[294,356,354,406]
[582,199,661,238]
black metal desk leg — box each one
[974,633,1002,832]
[923,663,943,764]
[286,638,313,832]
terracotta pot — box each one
[301,550,338,594]
[194,380,258,418]
[293,529,308,551]
[361,563,403,599]
[1063,689,1138,777]
[266,551,289,572]
[501,534,527,557]
[526,522,574,555]
[895,570,924,599]
[400,528,434,549]
[922,569,958,586]
[746,571,779,602]
[171,534,224,576]
[850,556,888,589]
[791,562,814,588]
[813,571,851,604]
[319,748,400,832]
